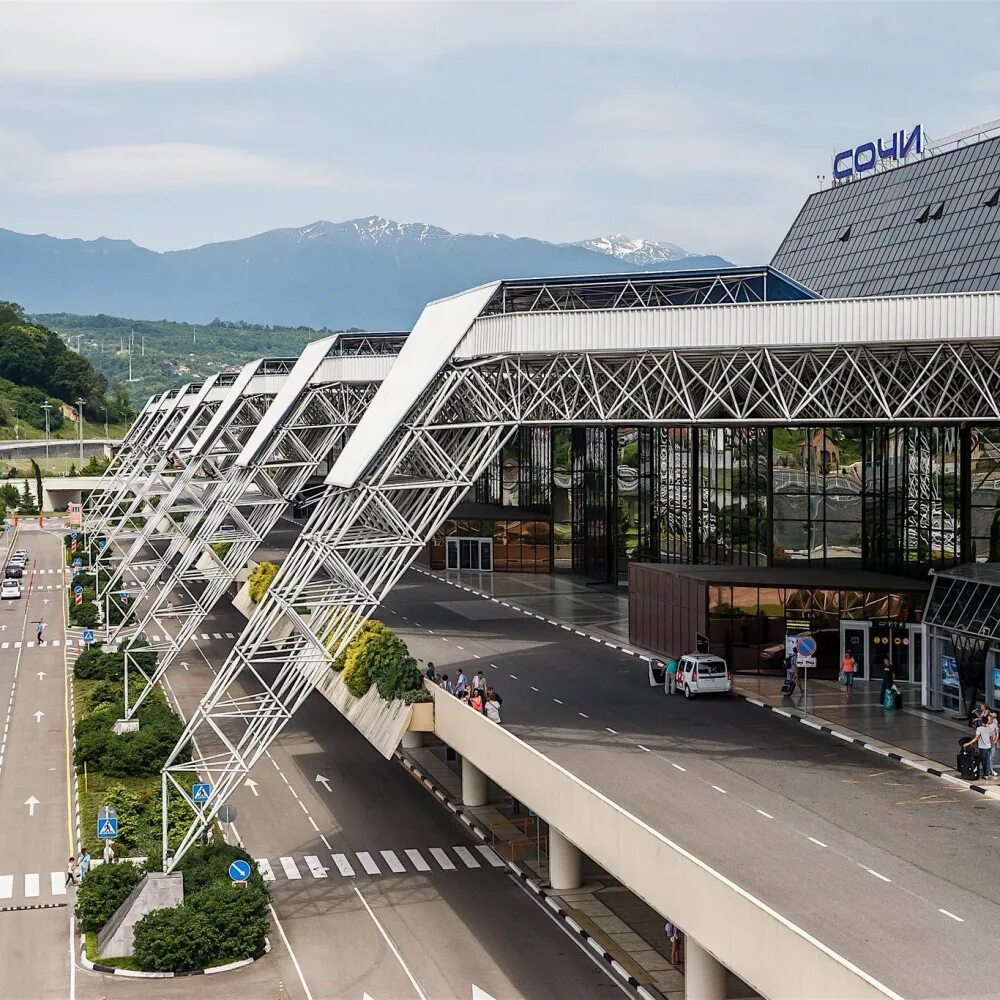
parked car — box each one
[1,579,21,600]
[4,564,23,579]
[12,549,27,562]
[678,653,733,699]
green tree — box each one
[75,860,145,933]
[343,630,410,698]
[30,459,43,509]
[17,480,37,515]
[0,483,19,507]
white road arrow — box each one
[472,988,497,1000]
[244,778,259,797]
[24,796,39,816]
[315,774,332,792]
[180,661,189,671]
[36,672,44,681]
[42,598,49,605]
[33,711,44,723]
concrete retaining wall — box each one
[97,871,184,958]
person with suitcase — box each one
[781,654,797,697]
[879,657,894,708]
[963,714,998,778]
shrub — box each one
[343,631,410,698]
[132,905,216,972]
[247,561,278,604]
[74,649,123,681]
[69,599,99,629]
[332,618,389,672]
[75,860,145,933]
[74,697,189,777]
[402,686,433,705]
[178,842,266,897]
[102,783,143,849]
[375,654,422,701]
[87,680,123,713]
[210,541,232,559]
[188,881,268,960]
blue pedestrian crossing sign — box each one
[192,782,211,804]
[72,558,82,567]
[82,629,95,644]
[97,816,118,839]
[73,585,83,596]
[228,859,251,883]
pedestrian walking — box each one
[879,656,894,706]
[472,669,486,693]
[103,840,116,865]
[65,857,78,887]
[455,669,468,696]
[485,692,502,724]
[666,658,679,696]
[36,621,45,644]
[965,712,999,778]
[425,662,437,682]
[79,849,91,879]
[666,920,682,967]
[841,651,857,698]
[440,674,454,695]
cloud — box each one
[0,2,311,81]
[27,143,337,195]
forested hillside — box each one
[0,301,132,435]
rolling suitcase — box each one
[780,678,795,697]
[958,749,980,781]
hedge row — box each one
[332,620,428,702]
[247,561,278,604]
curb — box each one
[395,750,665,1000]
[413,567,1000,806]
[79,936,270,978]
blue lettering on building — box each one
[833,125,923,181]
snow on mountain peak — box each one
[572,233,693,266]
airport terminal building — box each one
[419,121,1000,709]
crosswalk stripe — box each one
[51,872,66,895]
[404,849,431,872]
[52,640,60,647]
[14,642,20,649]
[279,857,301,880]
[201,633,210,640]
[453,846,480,869]
[0,876,12,899]
[152,635,161,642]
[24,874,39,897]
[380,850,405,873]
[1,643,7,650]
[224,632,235,639]
[331,853,355,877]
[429,848,456,871]
[212,633,222,639]
[256,859,275,882]
[304,855,327,878]
[475,846,506,868]
[356,852,381,875]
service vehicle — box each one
[677,653,732,699]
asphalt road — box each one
[80,589,624,1000]
[0,525,75,999]
[384,571,999,1000]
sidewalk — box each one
[397,741,758,1000]
[416,566,986,793]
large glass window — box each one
[971,427,1000,562]
[658,428,693,564]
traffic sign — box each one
[70,540,77,554]
[796,635,817,657]
[70,532,77,540]
[796,655,817,670]
[75,592,83,606]
[217,804,237,824]
[98,806,118,839]
[73,585,83,595]
[192,782,211,804]
[98,539,106,548]
[73,558,82,567]
[228,859,251,882]
[82,629,95,644]
[120,590,129,604]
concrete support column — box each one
[548,827,582,890]
[685,937,726,1000]
[461,757,488,806]
[400,731,423,750]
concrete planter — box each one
[407,701,434,732]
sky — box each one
[1,1,999,264]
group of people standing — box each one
[426,663,503,724]
[964,704,999,778]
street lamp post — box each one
[101,405,108,440]
[75,398,86,468]
[39,403,52,461]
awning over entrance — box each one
[925,565,1000,642]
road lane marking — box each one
[24,874,39,897]
[353,885,429,1000]
[304,855,328,878]
[51,872,66,895]
[429,848,456,870]
[939,909,964,922]
[509,674,518,679]
[256,859,276,881]
[405,849,430,872]
[553,698,563,704]
[380,850,406,873]
[863,867,891,883]
[356,851,382,875]
[453,846,480,868]
[331,854,355,877]
[711,785,727,794]
[476,846,505,868]
[756,809,774,819]
[671,763,686,771]
[637,745,651,752]
[578,712,589,719]
[531,686,539,692]
[0,876,11,899]
[279,856,302,880]
[606,728,618,735]
[808,837,828,848]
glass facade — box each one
[772,135,1000,298]
[457,422,986,581]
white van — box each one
[677,653,732,699]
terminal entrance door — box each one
[445,537,493,572]
[840,620,870,680]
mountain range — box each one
[0,217,729,330]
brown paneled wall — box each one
[629,564,707,660]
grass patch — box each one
[83,931,143,971]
